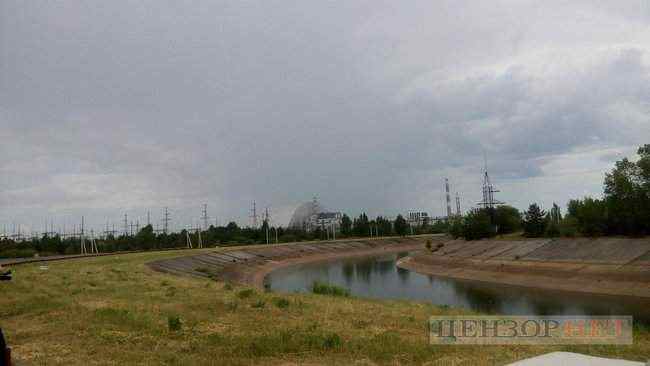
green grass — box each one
[0,247,649,365]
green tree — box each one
[603,144,650,235]
[567,198,608,236]
[376,216,393,236]
[135,224,156,250]
[462,209,494,240]
[523,203,546,237]
[353,213,370,237]
[340,214,352,236]
[394,215,409,236]
[493,205,521,235]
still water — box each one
[266,252,650,322]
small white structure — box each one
[508,352,645,366]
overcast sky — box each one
[2,1,650,234]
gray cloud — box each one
[1,1,650,233]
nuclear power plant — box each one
[288,197,342,232]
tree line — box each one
[450,144,650,240]
[0,212,439,259]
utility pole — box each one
[456,193,461,217]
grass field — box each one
[1,248,649,365]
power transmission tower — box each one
[123,214,129,237]
[147,210,151,226]
[202,204,209,231]
[163,207,170,234]
[250,201,258,229]
[477,158,504,210]
[456,193,461,216]
[89,229,99,254]
[186,230,193,249]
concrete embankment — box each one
[147,236,438,288]
[398,238,650,298]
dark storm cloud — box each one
[1,0,650,231]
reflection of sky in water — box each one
[266,252,650,323]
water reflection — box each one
[266,252,650,323]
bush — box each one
[274,297,290,309]
[252,300,266,309]
[493,205,522,234]
[167,315,182,332]
[237,289,255,299]
[0,248,37,259]
[462,209,495,240]
[311,281,350,297]
[559,216,579,237]
[448,217,464,238]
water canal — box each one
[265,252,650,322]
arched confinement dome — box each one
[288,200,326,228]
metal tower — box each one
[163,207,171,234]
[478,160,504,209]
[445,178,453,219]
[202,204,209,231]
[250,201,258,229]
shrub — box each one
[311,281,350,297]
[167,315,182,332]
[252,300,266,309]
[462,209,495,240]
[274,297,290,309]
[226,301,238,312]
[237,289,255,299]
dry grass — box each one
[1,248,649,365]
